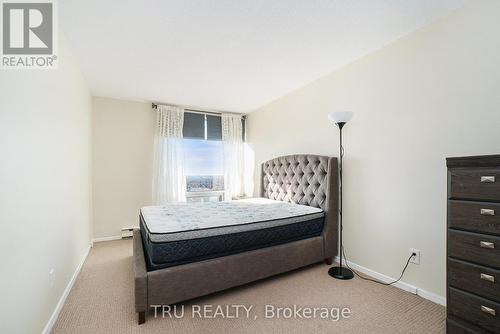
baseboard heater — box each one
[121,227,135,239]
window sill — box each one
[186,191,225,202]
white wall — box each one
[92,97,155,238]
[0,35,92,333]
[91,97,257,237]
[247,0,500,299]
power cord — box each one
[341,246,416,286]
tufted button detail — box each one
[262,155,330,211]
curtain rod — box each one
[152,102,246,119]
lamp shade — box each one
[328,111,353,124]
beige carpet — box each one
[52,239,445,334]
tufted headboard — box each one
[261,154,337,210]
[260,154,339,258]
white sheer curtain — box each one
[152,105,186,204]
[222,113,244,200]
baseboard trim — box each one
[416,287,446,306]
[91,235,122,244]
[334,256,446,306]
[42,243,91,334]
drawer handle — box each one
[480,273,495,282]
[481,305,496,316]
[480,241,495,249]
[481,176,496,183]
[481,208,495,216]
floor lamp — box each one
[327,111,354,280]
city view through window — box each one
[184,139,224,198]
[186,175,224,192]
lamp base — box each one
[328,266,354,280]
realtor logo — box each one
[1,0,57,69]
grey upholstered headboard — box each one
[261,154,337,211]
[261,154,339,258]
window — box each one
[183,112,225,202]
[184,139,224,202]
[182,111,245,202]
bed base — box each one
[134,230,333,324]
[138,311,145,325]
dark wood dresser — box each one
[447,155,500,334]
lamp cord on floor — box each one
[341,246,415,286]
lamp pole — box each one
[338,122,345,274]
[328,117,354,280]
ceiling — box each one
[60,0,464,112]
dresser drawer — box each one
[448,288,500,333]
[449,168,500,201]
[449,201,500,236]
[447,317,494,334]
[448,230,500,269]
[448,258,500,302]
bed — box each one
[134,154,339,324]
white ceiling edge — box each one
[92,93,238,115]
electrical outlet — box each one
[49,269,55,287]
[409,248,420,265]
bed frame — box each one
[133,154,339,324]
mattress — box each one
[140,198,325,271]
